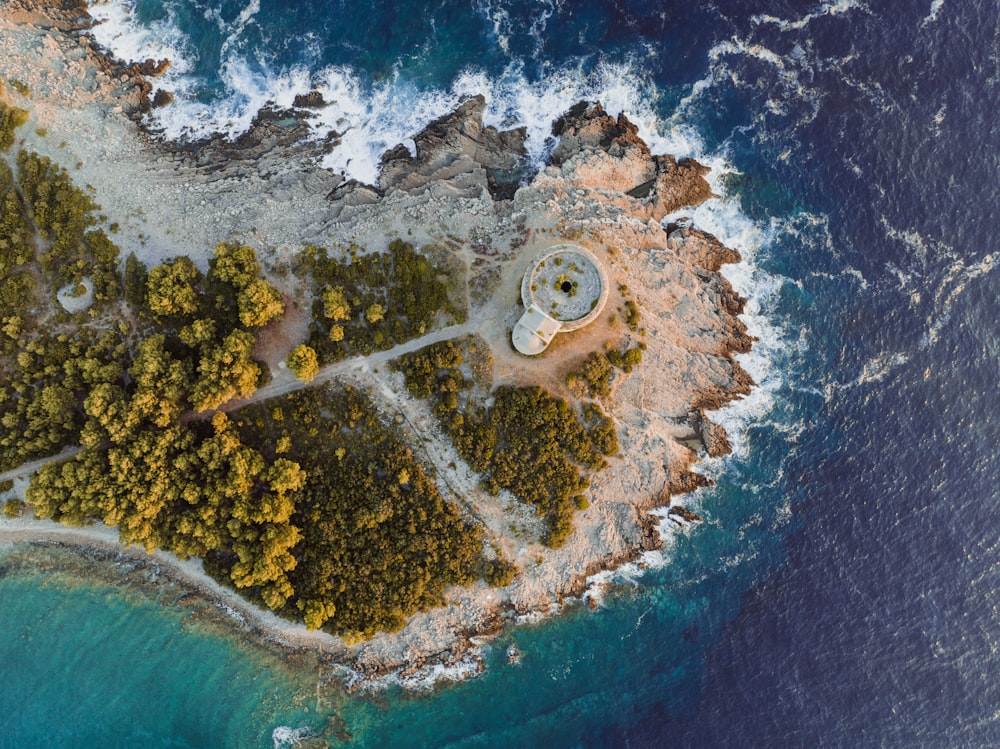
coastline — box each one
[0,0,757,688]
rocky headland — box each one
[0,1,754,687]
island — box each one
[0,0,754,687]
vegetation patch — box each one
[392,338,619,548]
[126,243,286,412]
[0,160,37,351]
[297,239,463,363]
[227,385,486,638]
[0,101,28,152]
[28,410,308,614]
[0,327,129,471]
[3,498,24,518]
[565,342,645,398]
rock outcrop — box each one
[377,95,529,200]
[546,101,716,220]
[293,90,326,109]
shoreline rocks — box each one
[0,1,760,690]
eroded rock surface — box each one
[0,2,759,685]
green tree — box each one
[191,330,261,411]
[237,278,284,327]
[123,252,148,309]
[178,318,217,347]
[146,256,202,318]
[0,102,29,152]
[286,344,319,383]
[322,285,351,321]
[209,243,261,289]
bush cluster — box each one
[566,343,644,398]
[0,161,36,353]
[393,340,619,548]
[299,239,461,363]
[0,327,128,472]
[226,386,485,637]
[0,101,28,153]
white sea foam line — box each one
[751,0,868,31]
[272,725,315,749]
[85,0,795,593]
[922,0,945,26]
[88,0,190,70]
[567,140,797,593]
[84,1,693,184]
[312,58,683,184]
[583,159,812,597]
[351,653,485,693]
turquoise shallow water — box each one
[0,547,326,749]
[7,0,999,744]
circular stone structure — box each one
[512,244,609,355]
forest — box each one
[227,386,487,638]
[0,102,130,470]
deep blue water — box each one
[4,0,999,746]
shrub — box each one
[0,102,28,151]
[484,557,518,587]
[567,351,613,398]
[624,299,641,331]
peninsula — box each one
[0,0,753,686]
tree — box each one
[209,243,261,289]
[191,330,261,411]
[299,599,337,631]
[237,278,284,327]
[146,256,202,318]
[365,303,385,324]
[0,102,29,152]
[128,333,192,422]
[123,252,148,309]
[286,344,319,383]
[322,286,351,321]
[179,318,217,347]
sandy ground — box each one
[0,7,753,686]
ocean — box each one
[3,0,998,746]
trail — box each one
[0,446,84,484]
[221,319,480,411]
[0,320,481,483]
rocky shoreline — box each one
[0,0,756,688]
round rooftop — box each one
[520,245,609,331]
[512,244,609,355]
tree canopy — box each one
[298,239,463,363]
[392,338,619,547]
[286,344,319,383]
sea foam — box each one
[84,0,680,184]
[85,0,796,599]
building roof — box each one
[512,306,562,355]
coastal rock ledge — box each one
[0,4,754,689]
[306,96,754,683]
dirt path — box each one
[0,445,83,484]
[222,318,481,411]
[1,320,482,484]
